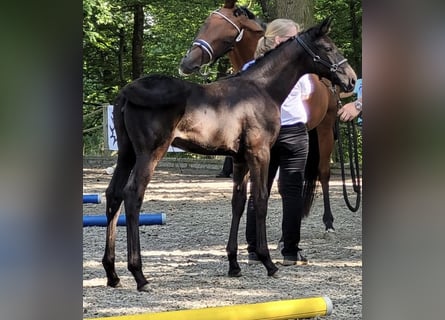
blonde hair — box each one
[254,19,300,58]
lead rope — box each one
[335,99,362,212]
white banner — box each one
[107,105,118,150]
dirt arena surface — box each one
[83,165,362,319]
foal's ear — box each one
[319,17,333,35]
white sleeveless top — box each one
[280,74,313,126]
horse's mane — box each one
[235,6,255,19]
[235,6,267,30]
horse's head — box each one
[179,1,264,76]
[297,17,357,92]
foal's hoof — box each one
[228,269,242,277]
[268,267,280,278]
[137,283,150,292]
[323,228,336,240]
[107,279,122,288]
[267,263,279,278]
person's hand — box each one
[337,100,361,122]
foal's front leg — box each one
[251,184,279,277]
[226,162,249,277]
[250,154,279,277]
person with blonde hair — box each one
[255,19,300,57]
[244,18,313,266]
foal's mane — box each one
[240,20,324,74]
[213,36,297,83]
[235,36,296,77]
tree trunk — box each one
[275,0,314,29]
[118,27,125,86]
[132,4,144,80]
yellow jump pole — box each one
[86,296,333,320]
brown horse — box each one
[179,0,343,233]
[104,17,356,291]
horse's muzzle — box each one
[344,78,356,92]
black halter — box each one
[296,36,348,72]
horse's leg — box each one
[317,114,336,233]
[102,152,135,288]
[123,150,163,291]
[102,108,135,288]
[226,160,249,277]
[249,150,279,277]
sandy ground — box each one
[83,165,362,319]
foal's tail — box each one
[104,93,137,217]
[111,93,136,168]
[302,129,320,217]
[113,93,128,140]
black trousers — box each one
[220,156,233,176]
[246,123,308,257]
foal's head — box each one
[179,0,263,75]
[297,17,357,92]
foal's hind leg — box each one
[103,140,135,288]
[226,161,249,277]
[123,153,160,291]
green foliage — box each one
[83,123,105,155]
[238,0,263,16]
[143,1,217,76]
[83,0,113,45]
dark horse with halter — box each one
[103,17,356,291]
[179,0,347,234]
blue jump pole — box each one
[83,193,102,204]
[83,213,166,227]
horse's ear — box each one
[319,17,333,35]
[224,0,237,8]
